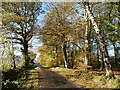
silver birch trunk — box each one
[84,9,88,66]
[85,3,115,79]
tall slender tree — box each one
[84,2,115,79]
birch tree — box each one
[84,2,115,79]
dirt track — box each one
[37,64,81,88]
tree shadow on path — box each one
[36,64,83,89]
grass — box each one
[2,63,39,89]
[21,69,39,89]
[93,75,120,88]
[51,67,120,88]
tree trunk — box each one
[63,40,68,68]
[22,41,29,66]
[13,59,16,69]
[59,45,63,65]
[88,19,92,66]
[85,3,115,79]
[84,37,88,66]
[83,9,89,70]
[55,45,59,66]
[70,51,74,68]
[12,40,16,69]
[70,42,75,68]
[100,52,104,70]
[117,1,120,67]
[113,44,119,67]
[97,40,99,62]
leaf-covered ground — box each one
[50,67,120,88]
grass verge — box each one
[2,63,39,89]
[51,67,120,88]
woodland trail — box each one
[36,64,81,88]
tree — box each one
[2,2,43,66]
[37,2,118,79]
[0,25,16,70]
[39,2,77,68]
[84,2,115,79]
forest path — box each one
[36,64,81,88]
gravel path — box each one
[37,64,81,88]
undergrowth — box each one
[2,62,38,89]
